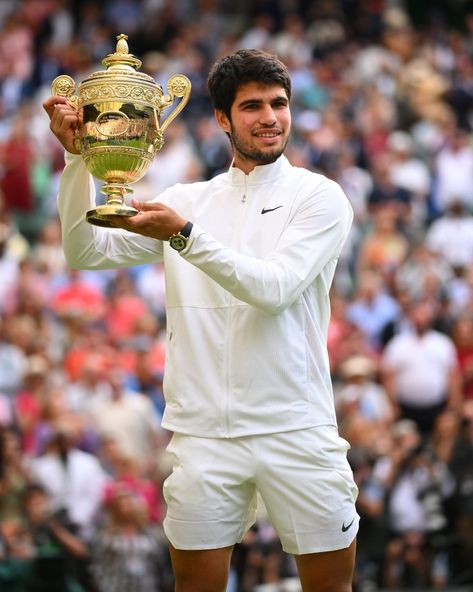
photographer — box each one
[382,421,454,588]
[21,483,89,592]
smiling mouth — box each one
[253,130,282,139]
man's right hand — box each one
[43,95,82,155]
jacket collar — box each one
[226,155,292,186]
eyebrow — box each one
[237,95,289,108]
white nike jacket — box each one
[58,153,353,437]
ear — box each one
[214,109,231,133]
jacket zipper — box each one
[223,177,248,435]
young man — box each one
[43,49,358,591]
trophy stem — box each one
[102,182,130,205]
[86,182,138,227]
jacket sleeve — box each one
[181,178,353,315]
[57,153,164,270]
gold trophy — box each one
[51,34,191,227]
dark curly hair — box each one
[207,49,291,119]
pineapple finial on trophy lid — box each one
[102,33,142,71]
[116,33,129,54]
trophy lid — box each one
[83,33,158,88]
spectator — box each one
[451,313,473,401]
[0,193,30,261]
[0,316,27,398]
[120,312,166,379]
[13,355,50,455]
[429,409,463,467]
[61,320,116,382]
[63,353,112,415]
[334,147,373,228]
[386,130,432,232]
[28,427,106,538]
[336,354,394,427]
[394,241,452,302]
[425,199,473,271]
[87,367,163,470]
[356,201,409,288]
[50,268,106,324]
[102,453,163,524]
[345,270,401,350]
[0,428,33,523]
[3,313,40,359]
[0,391,14,428]
[122,342,166,418]
[236,12,274,51]
[268,13,312,68]
[28,217,67,277]
[33,386,99,456]
[434,124,473,213]
[0,221,21,314]
[103,271,150,346]
[0,514,35,591]
[367,152,412,229]
[0,11,34,117]
[89,486,169,592]
[0,110,36,218]
[9,265,50,324]
[381,297,462,434]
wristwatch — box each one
[169,221,193,252]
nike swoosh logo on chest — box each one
[261,205,284,214]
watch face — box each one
[170,234,187,251]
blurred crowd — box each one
[1,0,473,590]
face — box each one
[409,300,435,333]
[24,491,49,523]
[215,82,291,173]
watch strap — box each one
[179,221,193,239]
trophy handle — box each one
[51,75,82,152]
[157,74,192,134]
[51,74,80,109]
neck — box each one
[232,153,282,175]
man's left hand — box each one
[109,199,187,240]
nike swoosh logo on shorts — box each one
[261,205,283,214]
[341,517,355,532]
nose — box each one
[259,104,277,125]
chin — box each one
[259,149,284,163]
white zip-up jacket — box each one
[58,153,353,437]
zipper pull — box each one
[241,194,247,203]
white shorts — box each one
[163,425,359,555]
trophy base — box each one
[86,204,139,227]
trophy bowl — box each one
[51,34,191,227]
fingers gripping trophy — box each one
[51,34,191,227]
